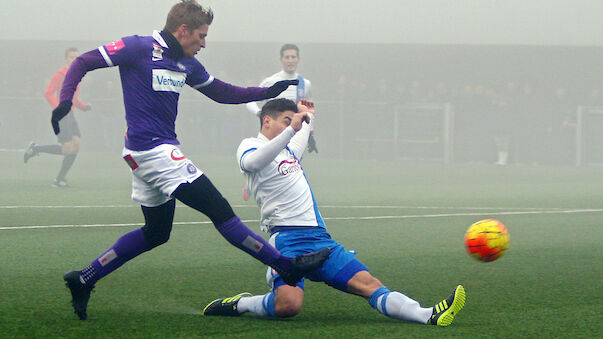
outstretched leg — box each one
[23,142,62,163]
[64,199,176,320]
[172,175,328,284]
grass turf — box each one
[1,151,602,338]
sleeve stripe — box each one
[97,46,114,67]
[239,147,257,172]
[192,75,214,89]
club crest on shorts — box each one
[187,163,197,174]
[170,148,186,161]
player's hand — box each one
[291,111,310,132]
[267,79,299,98]
[299,99,315,115]
[51,100,72,135]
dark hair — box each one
[280,44,299,58]
[64,47,78,59]
[164,0,214,33]
[260,98,298,127]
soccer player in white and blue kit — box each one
[246,44,318,153]
[52,0,328,320]
[203,98,466,326]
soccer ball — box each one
[464,219,509,262]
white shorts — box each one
[122,144,203,207]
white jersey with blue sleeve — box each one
[236,116,323,232]
[246,71,312,116]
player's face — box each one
[65,51,79,68]
[280,49,299,74]
[265,110,295,139]
[180,24,209,57]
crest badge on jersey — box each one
[152,43,163,61]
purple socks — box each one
[79,217,291,287]
[80,228,151,286]
[215,216,291,271]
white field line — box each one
[1,208,602,231]
[0,204,566,211]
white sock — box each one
[375,292,433,324]
[236,295,268,316]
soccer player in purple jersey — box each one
[53,0,329,320]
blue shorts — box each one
[269,227,368,292]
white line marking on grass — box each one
[324,208,603,221]
[319,205,563,211]
[0,205,140,209]
[1,209,602,231]
[0,204,565,211]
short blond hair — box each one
[164,0,213,33]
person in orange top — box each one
[24,47,91,187]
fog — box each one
[1,0,602,166]
[3,0,603,45]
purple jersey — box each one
[60,30,274,151]
[98,31,216,150]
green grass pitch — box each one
[1,151,602,338]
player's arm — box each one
[304,79,312,100]
[288,101,315,158]
[44,72,62,108]
[239,111,309,172]
[52,37,138,134]
[239,127,296,172]
[72,87,92,111]
[187,63,298,104]
[245,78,272,116]
[59,50,111,104]
[245,101,261,116]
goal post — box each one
[576,106,603,166]
[393,103,454,163]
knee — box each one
[366,276,384,291]
[347,271,385,298]
[61,143,71,154]
[274,296,303,318]
[61,142,79,155]
[141,226,171,248]
[70,139,80,154]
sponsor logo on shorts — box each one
[187,163,197,174]
[123,154,139,170]
[152,69,186,93]
[278,159,301,175]
[170,148,186,161]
